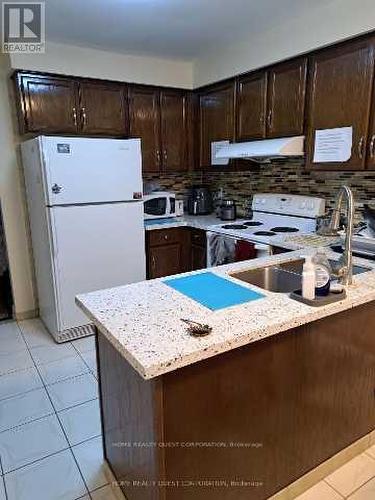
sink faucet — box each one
[328,186,354,286]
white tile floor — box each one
[0,319,124,500]
[0,318,374,500]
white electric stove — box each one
[207,194,326,266]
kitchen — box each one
[0,1,375,500]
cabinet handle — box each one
[357,136,365,160]
[370,135,375,158]
[72,107,77,126]
[163,150,168,163]
[81,107,87,127]
[267,109,273,129]
[156,150,161,165]
[151,255,156,268]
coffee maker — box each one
[187,186,212,215]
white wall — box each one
[10,42,194,89]
[193,0,375,87]
[0,55,36,318]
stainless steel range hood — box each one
[215,136,305,161]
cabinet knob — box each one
[358,136,365,160]
[267,109,273,129]
[81,107,87,126]
[156,150,161,165]
[163,150,168,162]
[370,135,375,159]
[72,107,77,126]
[151,255,156,268]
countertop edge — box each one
[76,283,375,380]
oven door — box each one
[206,232,263,267]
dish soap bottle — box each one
[313,252,332,297]
[302,255,316,300]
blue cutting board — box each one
[164,272,264,311]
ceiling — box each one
[44,0,328,60]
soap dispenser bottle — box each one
[302,255,316,300]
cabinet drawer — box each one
[190,229,206,247]
[148,228,182,246]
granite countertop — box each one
[76,249,375,380]
[144,214,220,231]
[144,214,339,250]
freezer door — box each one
[50,202,145,332]
[41,136,142,205]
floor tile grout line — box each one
[44,369,96,389]
[2,443,71,476]
[55,396,99,415]
[71,342,97,371]
[339,470,375,499]
[0,409,56,435]
[0,383,45,404]
[0,448,9,500]
[322,478,346,498]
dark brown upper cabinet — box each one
[266,58,307,138]
[237,72,267,140]
[15,73,80,134]
[129,87,190,173]
[160,90,188,172]
[306,39,375,170]
[129,86,160,173]
[236,59,307,141]
[15,72,128,137]
[79,82,128,136]
[199,81,236,167]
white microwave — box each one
[144,192,176,219]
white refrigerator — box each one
[21,136,146,342]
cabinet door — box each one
[306,39,375,170]
[237,71,267,140]
[267,58,307,138]
[366,40,375,170]
[199,82,235,167]
[129,87,161,172]
[189,229,207,271]
[79,82,128,136]
[160,90,188,171]
[16,74,79,134]
[148,244,183,279]
[191,245,207,271]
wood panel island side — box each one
[76,251,375,500]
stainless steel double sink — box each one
[230,259,371,293]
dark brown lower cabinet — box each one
[97,301,375,500]
[146,228,207,279]
[189,229,207,271]
[148,243,184,279]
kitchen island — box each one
[76,249,375,500]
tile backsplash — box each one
[144,160,375,219]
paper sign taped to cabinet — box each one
[211,140,230,165]
[313,127,353,163]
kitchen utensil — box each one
[180,318,212,336]
[187,186,212,215]
[220,199,237,221]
